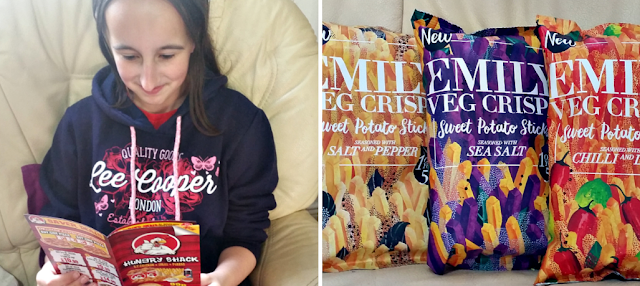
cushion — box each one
[321,21,430,271]
[322,0,404,33]
[535,16,640,284]
[22,164,48,215]
[251,210,318,286]
[0,266,18,286]
[21,164,49,267]
[209,0,318,220]
[412,11,549,274]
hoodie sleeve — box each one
[39,107,81,222]
[222,109,278,260]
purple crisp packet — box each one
[412,10,549,274]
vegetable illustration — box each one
[620,188,640,238]
[337,247,349,260]
[603,24,622,37]
[322,191,336,229]
[584,241,601,270]
[550,151,571,188]
[550,185,564,222]
[448,244,467,267]
[367,169,384,196]
[610,184,622,203]
[380,222,409,249]
[446,219,466,247]
[610,184,627,224]
[554,246,581,275]
[460,199,483,247]
[567,200,597,252]
[428,222,448,271]
[574,178,611,210]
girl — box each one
[35,0,277,285]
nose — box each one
[139,60,158,92]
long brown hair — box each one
[93,0,220,136]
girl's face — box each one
[105,0,194,113]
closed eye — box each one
[160,54,175,60]
[122,54,138,61]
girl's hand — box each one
[200,272,222,286]
[36,260,96,286]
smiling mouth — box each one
[143,85,164,95]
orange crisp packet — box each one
[535,16,640,285]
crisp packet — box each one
[321,16,461,271]
[535,15,640,284]
[412,10,549,274]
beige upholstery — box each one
[0,266,19,286]
[323,264,629,286]
[209,0,318,221]
[323,0,640,285]
[251,210,318,286]
[322,0,403,32]
[0,0,318,285]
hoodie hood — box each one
[91,66,228,134]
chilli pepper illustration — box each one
[620,188,640,238]
[567,200,597,252]
[610,184,628,224]
[554,246,581,275]
[610,184,621,203]
[606,256,620,270]
[550,151,571,189]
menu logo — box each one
[28,215,45,224]
[132,233,180,255]
[543,30,576,53]
[322,25,332,45]
[420,27,452,51]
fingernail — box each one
[80,275,89,283]
[73,272,81,278]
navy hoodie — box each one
[39,66,278,277]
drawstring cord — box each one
[129,126,137,223]
[172,116,182,221]
[129,115,182,224]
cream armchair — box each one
[0,0,318,285]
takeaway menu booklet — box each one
[25,214,201,286]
